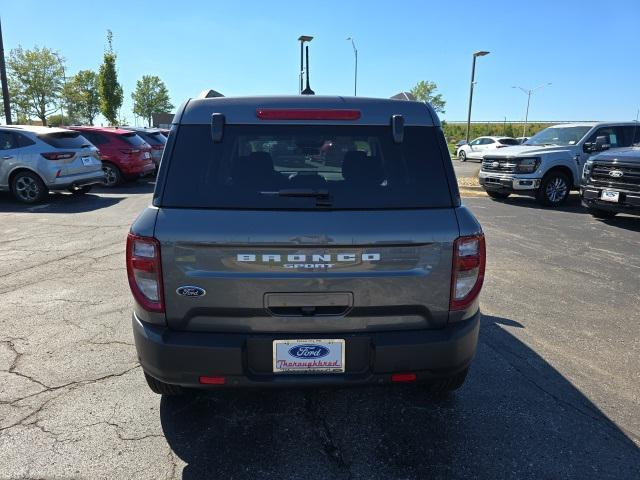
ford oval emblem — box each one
[176,286,206,297]
[609,169,624,178]
[288,344,330,358]
[492,161,500,168]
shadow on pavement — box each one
[159,314,639,479]
[489,192,589,214]
[0,190,123,214]
[92,178,156,195]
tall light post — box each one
[465,50,490,144]
[512,83,552,138]
[297,35,313,94]
[0,18,11,125]
[346,37,357,96]
[53,52,66,126]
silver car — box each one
[0,125,105,203]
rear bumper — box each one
[121,161,155,178]
[581,186,640,213]
[47,172,105,190]
[132,311,480,388]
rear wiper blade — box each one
[260,189,332,206]
[276,189,330,198]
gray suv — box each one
[0,125,104,203]
[128,95,485,395]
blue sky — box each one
[3,0,640,124]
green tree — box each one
[63,70,100,125]
[98,30,123,125]
[7,46,65,126]
[410,80,446,114]
[47,112,80,126]
[131,75,174,126]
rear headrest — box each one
[231,151,276,186]
[247,151,275,176]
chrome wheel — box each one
[15,175,41,202]
[459,150,466,162]
[545,176,568,203]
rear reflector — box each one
[256,109,361,121]
[391,373,417,383]
[199,376,226,385]
[41,152,74,160]
[450,234,486,310]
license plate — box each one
[600,190,619,202]
[81,156,94,166]
[273,339,345,373]
[143,152,151,159]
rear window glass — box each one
[141,132,166,145]
[38,131,90,149]
[498,138,519,145]
[161,124,452,210]
[120,132,148,147]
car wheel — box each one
[537,171,570,206]
[428,367,469,395]
[11,171,48,204]
[68,185,93,194]
[144,372,185,395]
[459,150,467,162]
[102,163,122,187]
[588,208,617,219]
[487,191,511,200]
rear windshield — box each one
[140,131,166,145]
[38,131,90,149]
[498,138,519,145]
[120,132,148,147]
[161,124,452,209]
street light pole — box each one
[54,53,66,126]
[0,18,12,125]
[465,51,489,144]
[297,35,313,94]
[346,37,357,96]
[512,83,551,138]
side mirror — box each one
[595,135,610,152]
[583,142,594,153]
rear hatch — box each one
[38,131,101,175]
[155,122,460,334]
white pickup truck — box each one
[478,122,640,206]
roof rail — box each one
[197,89,225,99]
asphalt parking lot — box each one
[0,182,638,479]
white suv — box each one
[478,122,640,206]
[457,136,520,162]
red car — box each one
[68,126,155,187]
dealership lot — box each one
[0,184,638,479]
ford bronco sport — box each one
[127,95,485,395]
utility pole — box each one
[465,51,489,143]
[512,83,552,138]
[0,18,12,124]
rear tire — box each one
[68,185,93,194]
[102,163,122,187]
[536,171,570,206]
[11,171,48,204]
[588,208,617,219]
[144,372,185,395]
[487,191,511,200]
[428,367,469,395]
[459,150,467,162]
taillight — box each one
[256,109,361,120]
[450,234,486,311]
[41,152,74,160]
[126,233,164,313]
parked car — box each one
[581,146,640,218]
[515,137,529,144]
[68,126,155,187]
[120,127,166,168]
[128,95,485,395]
[457,136,519,161]
[0,125,104,204]
[478,122,640,206]
[455,139,467,150]
[159,128,170,138]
